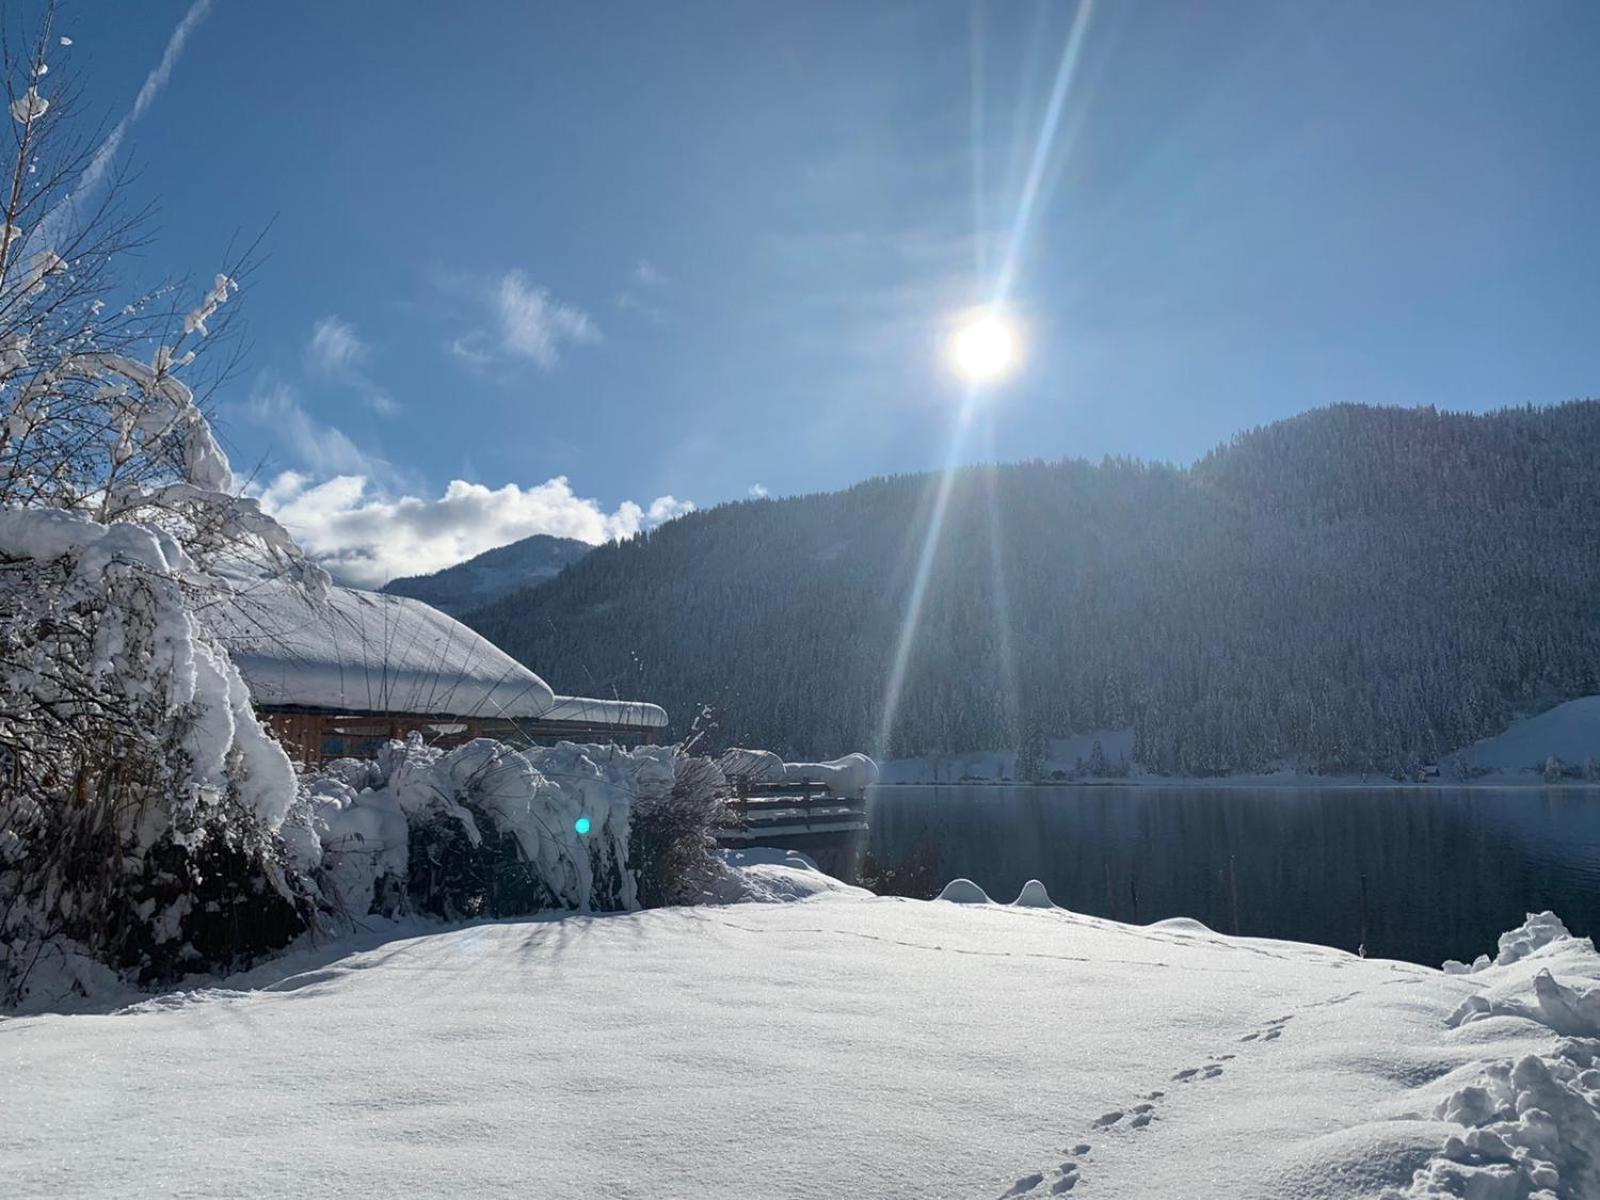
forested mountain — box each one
[381,534,590,616]
[465,403,1600,776]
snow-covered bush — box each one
[629,754,733,907]
[0,510,314,1004]
[293,736,724,918]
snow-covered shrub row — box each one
[290,735,714,921]
[0,509,314,1004]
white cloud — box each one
[495,270,599,367]
[306,315,398,416]
[634,259,667,287]
[748,483,769,498]
[450,271,599,372]
[307,315,367,375]
[239,380,384,477]
[646,495,696,523]
[254,472,694,588]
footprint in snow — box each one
[1095,1100,1159,1131]
[998,1160,1082,1197]
[1000,1172,1045,1197]
[1242,1014,1293,1042]
[1049,1161,1080,1193]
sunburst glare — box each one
[949,311,1020,385]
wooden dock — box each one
[718,778,870,880]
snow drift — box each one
[8,895,1600,1197]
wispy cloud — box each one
[496,271,599,367]
[28,0,212,256]
[616,257,669,323]
[748,483,769,498]
[254,471,694,587]
[449,270,599,372]
[307,315,367,375]
[305,315,398,415]
[238,378,386,478]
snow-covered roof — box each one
[545,695,670,730]
[201,580,557,720]
[201,581,671,731]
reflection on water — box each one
[865,786,1600,967]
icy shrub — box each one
[628,754,733,907]
[858,840,942,899]
[0,514,313,1004]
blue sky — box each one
[43,0,1600,582]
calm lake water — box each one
[865,785,1600,967]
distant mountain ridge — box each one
[380,533,591,617]
[463,402,1600,776]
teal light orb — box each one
[574,816,592,836]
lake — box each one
[865,785,1600,967]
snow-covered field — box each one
[5,853,1599,1199]
[1461,697,1600,775]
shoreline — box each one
[873,775,1600,791]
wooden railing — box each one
[719,778,869,844]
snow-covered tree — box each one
[0,9,324,1004]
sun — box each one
[949,311,1020,384]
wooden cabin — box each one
[201,579,667,767]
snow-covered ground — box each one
[881,731,1136,784]
[5,855,1599,1199]
[882,702,1600,786]
[1459,697,1600,775]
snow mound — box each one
[1011,879,1056,908]
[710,848,871,904]
[1496,912,1581,966]
[1448,969,1600,1039]
[1443,912,1582,975]
[1393,920,1600,1198]
[936,878,992,904]
[1400,1044,1600,1198]
[1151,916,1214,933]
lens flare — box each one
[574,816,591,836]
[949,312,1019,384]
